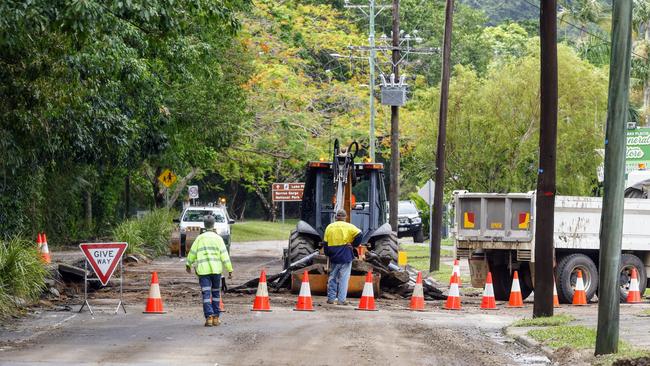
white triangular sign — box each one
[79,243,128,286]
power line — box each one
[517,0,649,61]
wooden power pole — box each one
[430,0,454,272]
[533,0,558,319]
[596,0,634,355]
[389,0,400,232]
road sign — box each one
[188,185,199,199]
[418,179,435,206]
[79,243,128,286]
[272,182,305,202]
[626,127,650,174]
[158,169,177,188]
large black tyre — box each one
[413,229,425,243]
[287,230,318,267]
[556,253,599,304]
[490,262,534,301]
[618,253,647,303]
[372,234,399,264]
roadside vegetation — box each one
[513,314,574,327]
[525,323,650,365]
[231,220,298,242]
[112,209,176,257]
[0,238,49,319]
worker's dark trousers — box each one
[198,274,221,318]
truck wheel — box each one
[413,229,425,243]
[287,231,318,268]
[556,254,599,304]
[373,234,399,264]
[618,253,647,303]
[489,263,533,301]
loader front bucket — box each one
[290,272,381,298]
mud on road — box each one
[0,240,551,366]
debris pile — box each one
[229,251,446,300]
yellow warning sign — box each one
[158,169,177,188]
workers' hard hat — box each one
[335,209,347,219]
[204,215,215,228]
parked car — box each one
[397,200,424,243]
[170,204,234,256]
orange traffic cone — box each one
[144,272,166,314]
[627,268,642,304]
[40,233,51,264]
[36,233,43,252]
[444,273,462,310]
[294,270,314,311]
[553,277,561,308]
[480,272,497,310]
[449,259,462,287]
[506,271,524,308]
[220,296,225,311]
[572,270,588,305]
[356,271,377,311]
[252,269,272,311]
[409,272,426,311]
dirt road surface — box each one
[0,240,552,365]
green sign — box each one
[626,127,650,173]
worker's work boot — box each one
[213,316,221,326]
[204,316,214,327]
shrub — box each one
[112,220,145,256]
[112,209,175,257]
[0,237,48,318]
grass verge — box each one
[231,219,298,242]
[528,325,599,349]
[402,242,470,284]
[513,314,574,327]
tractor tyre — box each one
[373,234,399,264]
[287,231,318,267]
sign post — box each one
[272,183,305,224]
[418,179,435,241]
[188,185,199,205]
[79,242,128,314]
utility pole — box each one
[430,0,454,272]
[338,1,435,163]
[369,0,377,160]
[388,0,400,232]
[533,0,558,319]
[596,0,634,355]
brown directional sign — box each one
[272,183,305,202]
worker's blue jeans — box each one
[327,262,352,303]
[198,274,221,318]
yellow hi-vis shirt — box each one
[186,231,233,276]
[324,221,361,247]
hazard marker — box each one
[506,271,524,308]
[79,243,128,286]
[627,268,642,304]
[409,272,426,311]
[572,270,588,306]
[480,272,497,310]
[294,270,314,311]
[252,269,272,311]
[356,271,377,311]
[444,273,461,310]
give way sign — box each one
[79,243,128,286]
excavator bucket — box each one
[290,272,381,298]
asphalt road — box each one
[0,240,551,365]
